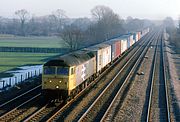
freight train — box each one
[42,28,150,101]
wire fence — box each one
[0,47,69,53]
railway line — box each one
[0,94,42,122]
[146,30,170,121]
[0,85,41,116]
[1,28,173,122]
[77,30,158,122]
[99,29,161,121]
[0,31,150,121]
[15,33,152,122]
[14,30,153,122]
[23,101,64,122]
[45,30,157,121]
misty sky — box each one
[0,0,179,20]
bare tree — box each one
[52,9,67,33]
[15,9,29,36]
[61,25,83,50]
[163,17,175,28]
[0,16,2,34]
[91,5,113,21]
[71,18,91,31]
[90,5,125,42]
[126,16,133,23]
[178,16,180,34]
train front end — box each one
[42,60,70,101]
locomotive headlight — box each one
[56,86,59,89]
[59,81,62,83]
[49,80,52,83]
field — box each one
[0,52,59,73]
[0,36,68,48]
[0,36,67,75]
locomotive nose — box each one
[43,78,68,90]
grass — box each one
[0,36,68,48]
[0,52,59,73]
[0,34,67,77]
[0,36,68,78]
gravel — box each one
[112,40,155,121]
[164,39,180,121]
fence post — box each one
[21,75,23,82]
[39,69,41,75]
[9,78,11,86]
[3,80,5,89]
[15,77,17,84]
[35,70,37,76]
[28,72,30,79]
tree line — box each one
[0,5,153,50]
[163,17,180,52]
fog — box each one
[0,0,179,19]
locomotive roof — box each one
[117,36,128,40]
[44,50,95,67]
[84,43,110,51]
[103,38,120,45]
[119,34,131,39]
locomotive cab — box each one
[42,60,72,101]
[42,51,96,101]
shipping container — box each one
[117,37,127,53]
[84,44,111,72]
[135,32,139,42]
[132,32,138,42]
[129,35,134,46]
[141,28,149,37]
[114,40,121,58]
[120,35,130,48]
[103,39,121,61]
[137,32,141,40]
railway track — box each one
[99,29,161,121]
[22,37,149,121]
[0,85,41,116]
[46,30,157,121]
[77,30,158,122]
[23,101,64,122]
[0,94,42,122]
[146,30,171,122]
[0,30,155,121]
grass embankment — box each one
[0,36,67,76]
[166,28,180,53]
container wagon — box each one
[117,37,128,54]
[84,43,111,74]
[102,39,121,61]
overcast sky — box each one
[0,0,179,20]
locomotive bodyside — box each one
[42,51,96,100]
